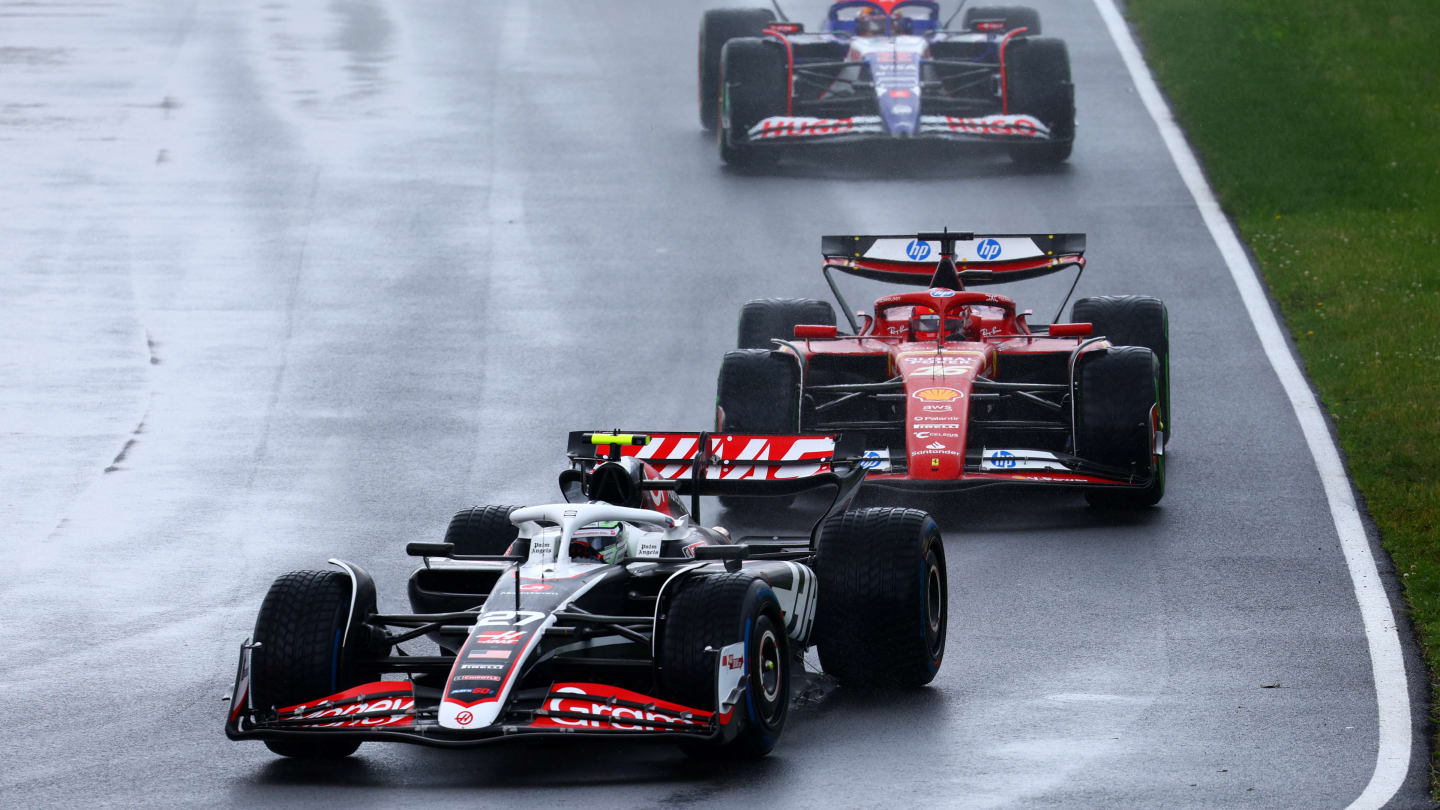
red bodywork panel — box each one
[529,683,726,731]
[784,285,1108,484]
[615,433,837,480]
[276,681,416,728]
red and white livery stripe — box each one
[277,681,416,728]
[624,433,836,480]
[749,115,885,140]
[529,683,718,731]
[918,114,1050,138]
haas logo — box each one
[634,435,834,480]
[722,652,745,670]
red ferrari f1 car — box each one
[713,230,1170,507]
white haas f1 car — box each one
[226,433,947,759]
[699,2,1074,164]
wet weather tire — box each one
[251,570,376,758]
[814,508,947,687]
[659,573,789,758]
[1071,295,1171,443]
[1075,346,1164,508]
[963,5,1041,34]
[699,8,776,131]
[1004,37,1074,166]
[716,349,800,433]
[716,349,800,509]
[443,505,521,556]
[737,298,836,349]
[719,37,787,165]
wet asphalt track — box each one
[0,0,1431,807]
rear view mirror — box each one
[1048,322,1093,337]
[794,324,838,339]
[558,470,586,503]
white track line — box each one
[1088,1,1413,807]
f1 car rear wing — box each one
[565,431,867,527]
[822,232,1086,286]
[820,230,1088,330]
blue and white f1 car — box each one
[698,2,1074,165]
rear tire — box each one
[719,37,788,166]
[699,8,776,131]
[443,505,521,556]
[814,508,947,687]
[659,573,789,758]
[252,570,379,758]
[1071,295,1171,443]
[738,298,836,349]
[1074,346,1164,508]
[963,5,1041,34]
[716,349,800,510]
[1004,37,1074,166]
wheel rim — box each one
[757,628,781,705]
[923,544,946,660]
[926,562,943,635]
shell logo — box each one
[912,387,964,402]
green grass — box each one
[1123,0,1440,783]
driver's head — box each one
[910,311,940,339]
[570,522,628,564]
[855,7,888,36]
[910,307,974,341]
[890,10,914,35]
[944,307,975,340]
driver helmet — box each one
[855,7,888,36]
[570,521,629,564]
[890,10,914,35]
[910,308,974,341]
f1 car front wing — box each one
[224,643,727,748]
[747,113,1054,144]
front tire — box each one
[251,570,380,758]
[814,508,947,687]
[719,37,787,166]
[1074,346,1164,508]
[1071,295,1171,443]
[1004,37,1074,166]
[699,8,776,131]
[659,573,790,758]
[716,349,800,510]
